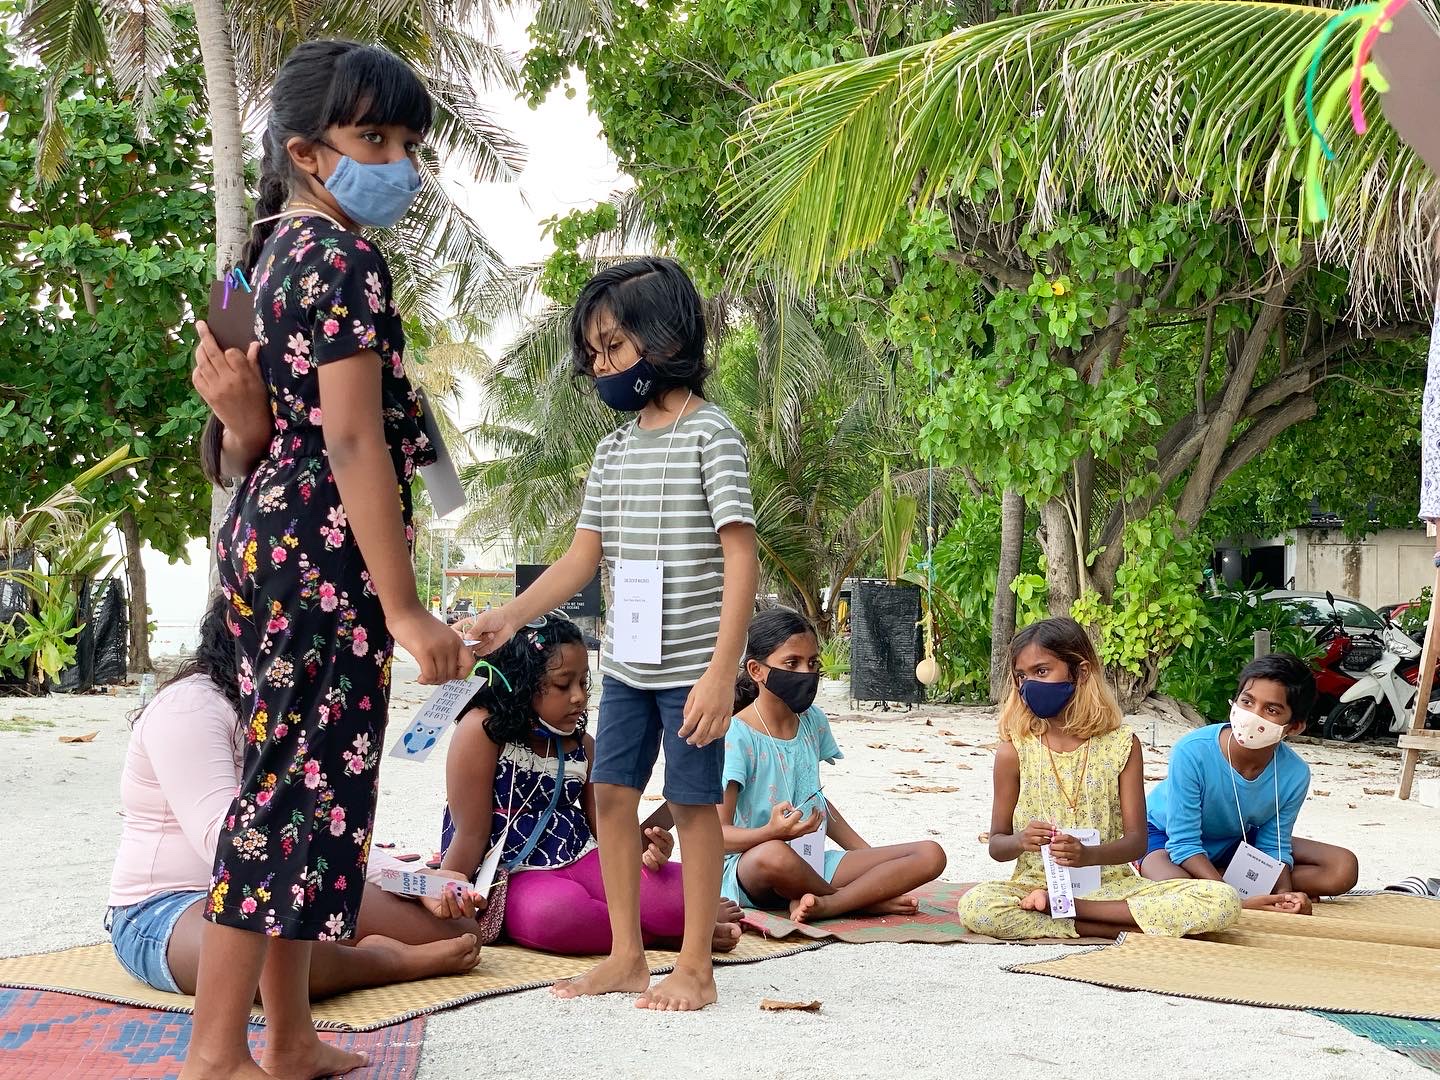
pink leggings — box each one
[501,849,686,954]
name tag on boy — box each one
[1222,841,1284,900]
[378,868,460,900]
[612,559,663,664]
[789,819,828,878]
[1042,828,1102,918]
[388,674,487,763]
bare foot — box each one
[260,1039,367,1080]
[789,893,832,923]
[552,953,650,999]
[177,1056,273,1080]
[1019,888,1049,912]
[636,963,717,1011]
[356,933,481,981]
[862,895,920,917]
[711,921,742,952]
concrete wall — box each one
[1291,528,1433,607]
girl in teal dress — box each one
[719,608,946,921]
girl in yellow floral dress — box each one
[958,618,1239,940]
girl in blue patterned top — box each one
[721,608,947,921]
[438,614,742,953]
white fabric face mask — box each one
[1229,701,1286,749]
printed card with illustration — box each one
[388,674,487,763]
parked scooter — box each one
[1322,592,1440,741]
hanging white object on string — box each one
[389,673,488,763]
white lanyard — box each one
[749,701,822,811]
[1222,729,1281,862]
[252,207,347,231]
[617,391,693,563]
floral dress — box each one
[210,214,435,940]
[958,726,1240,939]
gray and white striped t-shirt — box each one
[577,402,755,689]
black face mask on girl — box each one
[761,665,821,715]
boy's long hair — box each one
[997,617,1122,743]
[569,257,709,398]
[463,613,588,746]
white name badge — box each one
[378,868,460,900]
[1223,841,1285,899]
[416,390,466,518]
[388,674,487,763]
[1042,828,1102,918]
[612,559,663,664]
[473,836,506,898]
[789,818,828,878]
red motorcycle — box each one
[1310,593,1440,740]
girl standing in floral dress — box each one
[187,41,468,1080]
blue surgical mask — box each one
[1019,679,1075,719]
[595,357,660,411]
[322,154,421,228]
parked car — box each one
[1264,590,1439,741]
[1262,590,1388,638]
[445,598,474,625]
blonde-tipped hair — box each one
[998,617,1123,743]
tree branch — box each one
[1174,261,1307,525]
[1196,307,1213,422]
[938,247,1031,289]
[1209,394,1319,495]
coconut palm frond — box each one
[423,71,526,185]
[20,0,110,179]
[721,0,1437,321]
[101,0,176,136]
[530,0,616,54]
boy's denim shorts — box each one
[591,676,724,805]
[106,889,207,993]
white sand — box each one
[2,671,1437,1079]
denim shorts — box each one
[106,889,207,993]
[591,676,724,805]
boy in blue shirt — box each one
[1141,654,1359,912]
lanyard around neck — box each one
[1222,728,1281,862]
[618,390,694,563]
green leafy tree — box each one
[20,0,525,563]
[0,22,216,671]
[718,1,1433,702]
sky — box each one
[137,13,624,651]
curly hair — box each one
[464,613,589,746]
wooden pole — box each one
[1396,558,1440,800]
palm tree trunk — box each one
[191,0,250,584]
[988,489,1025,703]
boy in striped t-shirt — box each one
[467,258,757,1011]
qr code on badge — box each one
[631,612,640,623]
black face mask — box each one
[761,665,821,715]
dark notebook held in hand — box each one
[206,278,256,352]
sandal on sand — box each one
[1384,876,1440,897]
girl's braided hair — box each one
[464,612,588,745]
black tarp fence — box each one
[849,579,923,704]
